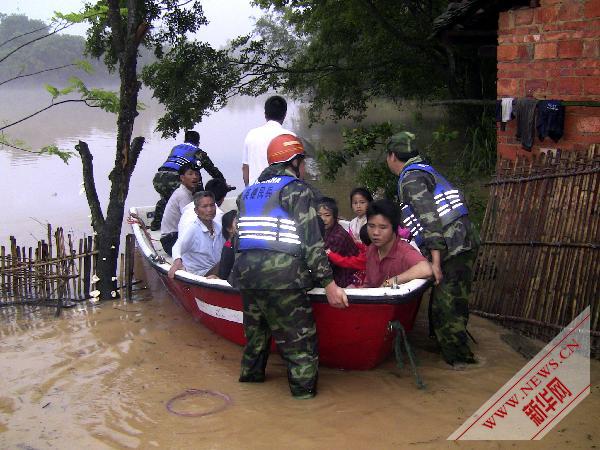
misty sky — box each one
[5,0,263,47]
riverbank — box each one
[0,253,597,449]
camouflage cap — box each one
[386,131,417,158]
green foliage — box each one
[74,59,94,74]
[44,83,60,98]
[0,134,76,164]
[459,110,497,177]
[316,122,394,178]
[141,41,239,137]
[356,159,398,200]
[39,145,77,163]
[243,1,451,122]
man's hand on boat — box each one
[168,258,185,279]
[325,281,349,309]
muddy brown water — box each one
[1,90,598,448]
[0,254,598,449]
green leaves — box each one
[39,145,77,163]
[141,40,238,137]
[44,83,60,98]
[0,134,76,164]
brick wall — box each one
[496,0,600,159]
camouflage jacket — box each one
[230,164,334,290]
[398,156,479,261]
[196,148,225,188]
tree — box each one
[1,2,243,299]
[232,1,496,214]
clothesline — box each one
[429,99,600,107]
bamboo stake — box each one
[77,238,84,299]
[0,246,5,300]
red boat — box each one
[130,206,430,370]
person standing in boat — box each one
[231,133,348,399]
[151,130,227,230]
[241,95,295,186]
[386,131,480,367]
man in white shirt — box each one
[159,162,199,255]
[177,178,228,240]
[242,95,295,186]
[168,191,225,278]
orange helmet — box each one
[267,134,305,165]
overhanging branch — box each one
[0,64,77,87]
[0,99,99,131]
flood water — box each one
[0,254,598,449]
[1,89,598,448]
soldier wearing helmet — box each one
[231,133,348,399]
[386,131,480,368]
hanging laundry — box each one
[536,100,565,143]
[513,97,538,150]
[498,97,514,131]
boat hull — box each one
[159,268,422,370]
[131,206,428,370]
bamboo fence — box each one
[0,225,137,313]
[472,144,599,355]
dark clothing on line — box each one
[536,100,565,143]
[514,97,538,150]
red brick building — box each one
[497,0,600,159]
[435,0,600,159]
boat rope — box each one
[389,320,426,390]
[166,388,232,417]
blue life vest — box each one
[238,176,302,256]
[397,163,469,247]
[160,143,198,171]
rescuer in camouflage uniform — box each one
[386,132,480,366]
[231,134,348,399]
[151,130,227,230]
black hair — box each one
[178,161,199,176]
[317,196,339,222]
[359,223,371,246]
[193,190,215,208]
[221,210,238,240]
[387,148,419,163]
[350,187,373,205]
[205,178,228,204]
[184,130,200,146]
[366,199,400,234]
[264,95,287,122]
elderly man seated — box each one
[177,178,228,239]
[363,199,432,288]
[168,191,225,278]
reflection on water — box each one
[0,86,448,245]
[0,254,597,449]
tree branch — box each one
[0,21,73,64]
[75,140,105,229]
[0,99,99,131]
[126,136,145,173]
[0,24,50,49]
[0,64,77,87]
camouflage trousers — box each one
[151,170,180,230]
[239,288,319,398]
[430,249,477,365]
